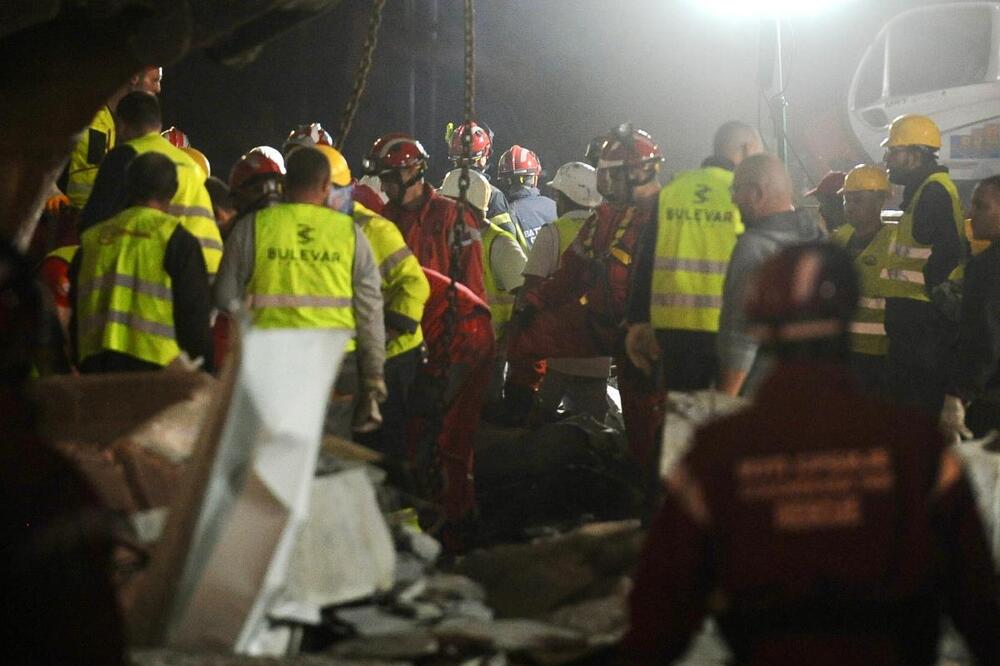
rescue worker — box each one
[228,146,286,218]
[440,167,526,404]
[63,65,162,212]
[446,121,510,218]
[830,165,894,396]
[407,267,494,550]
[717,153,821,396]
[881,114,967,416]
[212,147,386,439]
[510,125,664,468]
[805,170,847,233]
[496,145,556,248]
[941,175,1000,442]
[79,91,223,278]
[204,176,237,238]
[522,161,610,422]
[624,242,1000,666]
[626,121,764,391]
[315,144,430,459]
[366,132,486,300]
[68,152,213,373]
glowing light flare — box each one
[690,0,853,18]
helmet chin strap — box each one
[383,165,426,204]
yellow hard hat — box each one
[315,144,352,187]
[881,114,941,149]
[181,146,210,179]
[840,164,890,194]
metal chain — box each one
[416,0,475,519]
[335,0,386,150]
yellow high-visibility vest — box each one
[77,206,181,366]
[650,166,742,332]
[353,202,427,358]
[832,224,894,356]
[127,132,222,277]
[879,171,964,301]
[247,204,357,345]
[482,218,520,335]
[552,213,589,260]
[66,106,115,209]
[46,244,79,264]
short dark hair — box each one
[977,174,1000,195]
[204,176,234,212]
[125,152,178,205]
[285,146,330,193]
[116,91,161,133]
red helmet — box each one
[597,125,662,170]
[161,126,190,149]
[497,145,541,178]
[283,122,334,156]
[448,121,493,162]
[228,145,286,191]
[362,133,429,175]
[744,242,858,342]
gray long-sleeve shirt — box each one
[213,206,385,380]
[717,210,821,390]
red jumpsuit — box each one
[407,268,494,525]
[383,183,486,301]
[509,201,665,465]
[624,361,1000,665]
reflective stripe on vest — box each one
[879,171,964,302]
[127,133,222,276]
[832,223,893,356]
[482,219,519,333]
[247,203,357,336]
[46,245,79,264]
[66,106,115,209]
[77,206,180,366]
[650,166,741,332]
[495,211,529,253]
[354,201,425,358]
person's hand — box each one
[364,376,389,403]
[625,322,660,376]
[940,394,973,445]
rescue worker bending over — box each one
[447,121,510,219]
[496,145,556,248]
[368,133,487,300]
[716,154,821,396]
[315,144,430,460]
[79,91,223,279]
[941,175,1000,443]
[624,242,1000,666]
[522,161,610,422]
[830,165,894,396]
[627,120,764,392]
[213,147,386,439]
[510,125,664,468]
[881,114,967,415]
[69,152,213,373]
[440,168,526,405]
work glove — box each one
[939,394,973,445]
[625,322,660,377]
[352,377,389,433]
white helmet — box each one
[546,161,602,208]
[440,168,491,214]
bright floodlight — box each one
[693,0,851,17]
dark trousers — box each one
[656,329,718,392]
[884,298,956,416]
[850,352,889,399]
[356,345,421,460]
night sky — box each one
[159,0,963,194]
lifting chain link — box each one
[415,0,476,523]
[335,0,386,150]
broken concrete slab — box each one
[328,630,438,661]
[432,617,586,655]
[275,469,396,621]
[132,649,403,666]
[451,521,644,619]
